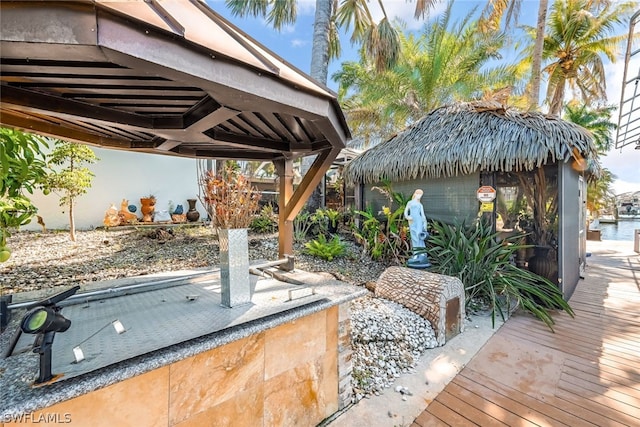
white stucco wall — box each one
[23,147,206,231]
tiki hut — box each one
[344,101,599,299]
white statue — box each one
[404,189,431,269]
[404,189,428,251]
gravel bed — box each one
[350,296,438,401]
[0,227,387,295]
[1,226,438,401]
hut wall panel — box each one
[558,161,582,299]
[363,173,479,225]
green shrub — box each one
[427,219,573,331]
[250,204,278,233]
[304,234,347,261]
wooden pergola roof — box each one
[0,0,351,257]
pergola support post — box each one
[275,157,294,264]
[275,147,341,262]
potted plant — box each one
[200,165,261,307]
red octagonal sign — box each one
[476,186,496,202]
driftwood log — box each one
[375,266,465,345]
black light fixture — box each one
[18,285,80,385]
[21,306,71,334]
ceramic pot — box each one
[528,246,555,281]
[186,199,200,222]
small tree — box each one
[0,128,50,262]
[46,140,99,242]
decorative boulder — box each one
[375,266,465,345]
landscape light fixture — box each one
[19,285,80,385]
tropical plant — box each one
[304,233,347,261]
[313,207,342,233]
[351,182,411,263]
[250,204,278,233]
[325,208,341,230]
[0,128,50,261]
[587,168,616,218]
[527,0,636,115]
[427,219,574,331]
[310,208,329,236]
[334,3,518,138]
[199,165,261,229]
[46,140,99,242]
[293,210,315,242]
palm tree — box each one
[226,0,439,209]
[474,0,547,109]
[563,102,617,154]
[333,4,518,140]
[225,0,438,83]
[539,0,635,115]
[587,168,616,218]
[563,101,618,217]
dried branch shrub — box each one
[200,166,261,229]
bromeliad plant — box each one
[426,219,573,331]
[200,165,261,229]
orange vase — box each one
[140,198,156,222]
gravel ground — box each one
[0,225,389,295]
[0,225,437,400]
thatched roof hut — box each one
[344,101,598,185]
[344,101,600,300]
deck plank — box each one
[412,244,640,426]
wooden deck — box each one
[413,242,640,427]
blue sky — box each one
[206,0,639,194]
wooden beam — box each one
[274,158,294,258]
[178,148,278,160]
[0,110,132,149]
[1,85,154,128]
[205,129,290,153]
[284,147,340,221]
[155,140,182,151]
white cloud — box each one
[291,38,308,48]
[600,148,640,194]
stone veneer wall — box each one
[4,306,340,427]
[337,302,353,409]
